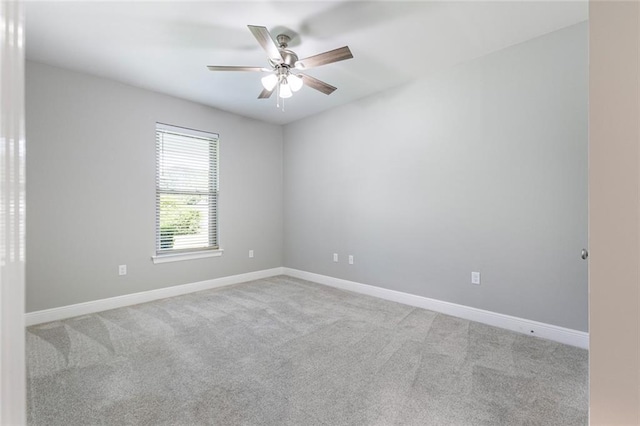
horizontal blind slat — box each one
[156,124,219,254]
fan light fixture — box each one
[260,69,303,100]
[288,74,303,92]
[207,25,353,111]
[279,80,292,98]
[261,74,278,91]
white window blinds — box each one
[155,123,219,255]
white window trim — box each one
[156,122,218,140]
[151,249,224,264]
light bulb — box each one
[288,74,303,92]
[279,81,293,98]
[261,74,278,91]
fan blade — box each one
[258,87,274,99]
[299,73,337,95]
[295,46,353,69]
[247,25,283,63]
[207,66,268,72]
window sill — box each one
[152,249,224,264]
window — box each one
[154,123,220,262]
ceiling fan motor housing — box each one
[279,49,298,68]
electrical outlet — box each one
[119,265,127,276]
[471,271,480,285]
[333,253,339,262]
[348,255,354,265]
[249,250,254,258]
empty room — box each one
[2,0,639,425]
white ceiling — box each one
[25,1,588,125]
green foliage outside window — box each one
[159,196,202,249]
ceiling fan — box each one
[207,25,353,104]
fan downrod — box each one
[274,34,298,68]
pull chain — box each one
[274,77,286,112]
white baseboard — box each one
[26,266,588,349]
[282,268,589,349]
[25,267,284,326]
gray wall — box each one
[26,61,283,312]
[26,23,588,332]
[283,23,588,331]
